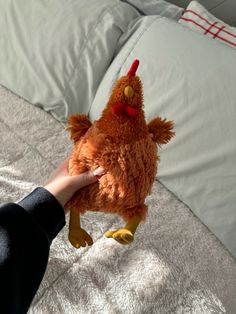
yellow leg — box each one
[68,210,93,249]
[124,216,142,234]
[104,216,142,245]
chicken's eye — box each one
[124,85,134,98]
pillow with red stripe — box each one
[179,0,236,49]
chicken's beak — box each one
[124,86,134,98]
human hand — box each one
[44,159,104,210]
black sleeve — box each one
[0,187,66,314]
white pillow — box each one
[179,1,236,49]
[0,0,139,122]
[89,16,236,257]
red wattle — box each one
[112,103,125,116]
[125,106,138,117]
[112,103,138,118]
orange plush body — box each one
[66,60,174,248]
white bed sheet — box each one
[1,85,236,313]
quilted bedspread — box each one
[0,85,236,313]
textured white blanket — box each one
[0,85,236,313]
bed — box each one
[1,0,236,313]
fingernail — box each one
[93,167,105,176]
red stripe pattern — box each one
[179,1,236,49]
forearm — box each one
[0,187,66,314]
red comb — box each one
[127,59,139,76]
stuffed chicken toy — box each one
[66,59,174,249]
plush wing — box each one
[148,117,175,145]
[67,114,92,144]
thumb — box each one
[71,167,105,190]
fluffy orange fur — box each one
[66,114,92,143]
[66,70,174,222]
[148,117,175,145]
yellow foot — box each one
[68,228,93,249]
[104,228,134,245]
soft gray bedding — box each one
[1,85,236,313]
